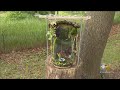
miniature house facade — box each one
[45,16,91,67]
[47,19,81,67]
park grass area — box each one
[0,13,46,53]
[102,24,120,65]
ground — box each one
[109,24,120,36]
[0,48,46,79]
[0,24,120,79]
[103,24,120,79]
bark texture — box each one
[77,11,115,79]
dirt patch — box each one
[109,24,120,37]
[0,47,46,64]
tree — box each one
[76,11,115,79]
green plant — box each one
[53,58,73,67]
[114,12,120,24]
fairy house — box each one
[48,20,80,67]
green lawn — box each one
[0,14,46,53]
[102,33,120,64]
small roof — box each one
[55,20,80,28]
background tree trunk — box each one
[76,11,115,79]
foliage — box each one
[20,11,55,15]
[114,12,120,24]
[53,59,73,67]
[4,11,33,20]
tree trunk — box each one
[76,11,115,79]
[46,56,78,79]
[55,11,59,15]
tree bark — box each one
[77,11,115,79]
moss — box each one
[53,59,73,67]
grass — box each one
[102,33,120,64]
[0,11,85,53]
[0,14,46,53]
[0,48,46,79]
